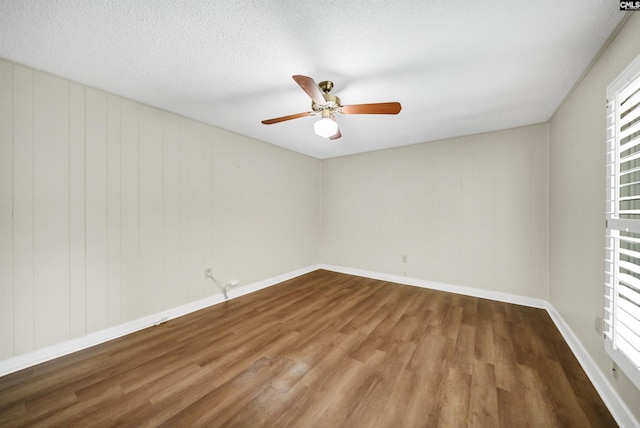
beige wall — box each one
[549,13,640,421]
[321,124,549,299]
[0,59,321,360]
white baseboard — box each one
[319,264,550,308]
[0,264,320,378]
[226,264,321,300]
[319,264,638,428]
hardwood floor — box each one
[0,270,617,427]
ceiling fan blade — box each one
[293,75,326,105]
[261,111,312,125]
[328,116,341,140]
[341,102,402,115]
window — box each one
[605,53,640,390]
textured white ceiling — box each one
[0,1,626,159]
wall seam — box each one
[10,63,15,357]
[83,84,88,335]
[106,92,110,327]
[30,68,34,352]
[67,78,71,341]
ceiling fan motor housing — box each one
[312,81,341,114]
[312,95,341,112]
[311,80,341,114]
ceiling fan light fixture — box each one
[314,117,339,138]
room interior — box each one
[0,2,640,426]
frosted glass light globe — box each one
[314,117,338,138]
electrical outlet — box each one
[402,254,408,263]
[205,268,212,279]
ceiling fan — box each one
[261,75,402,140]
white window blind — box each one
[605,52,640,391]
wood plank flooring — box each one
[0,269,617,427]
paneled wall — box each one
[0,59,321,360]
[321,124,549,299]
